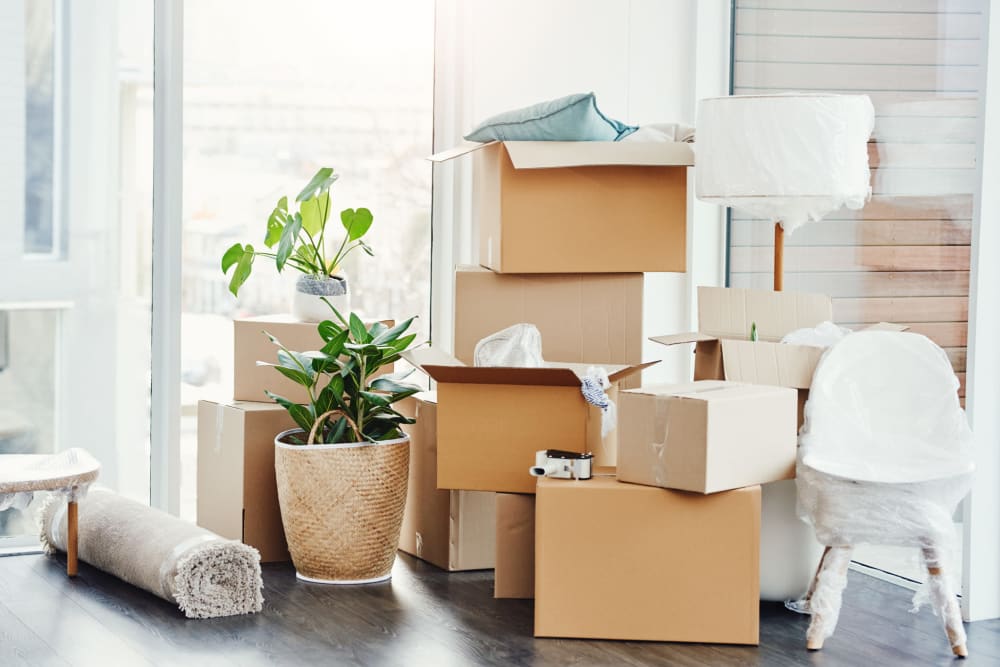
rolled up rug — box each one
[40,488,263,619]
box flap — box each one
[719,340,825,389]
[402,347,466,369]
[697,286,833,341]
[503,140,695,170]
[427,141,496,162]
[649,332,719,347]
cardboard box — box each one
[534,476,760,643]
[430,141,692,274]
[197,399,292,562]
[453,266,643,388]
[495,493,535,599]
[403,348,654,494]
[618,381,798,493]
[234,314,392,404]
[398,393,496,571]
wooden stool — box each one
[0,449,100,577]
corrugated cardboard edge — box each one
[428,140,695,168]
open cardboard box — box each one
[403,347,655,494]
[429,141,692,274]
[651,286,906,425]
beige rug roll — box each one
[40,488,263,619]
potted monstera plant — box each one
[261,302,420,584]
[221,167,375,321]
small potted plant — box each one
[262,302,421,584]
[221,167,375,321]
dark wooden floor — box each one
[1,553,998,667]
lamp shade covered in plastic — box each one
[696,94,875,234]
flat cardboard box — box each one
[429,141,692,274]
[234,314,392,404]
[453,266,644,389]
[398,393,496,571]
[534,476,760,643]
[495,493,535,599]
[618,381,798,493]
[197,399,292,562]
[403,348,654,494]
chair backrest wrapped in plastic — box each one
[799,331,973,484]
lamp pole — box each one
[773,222,784,291]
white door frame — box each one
[150,0,183,515]
[962,0,1000,623]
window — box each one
[179,1,435,519]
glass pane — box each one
[25,0,57,255]
[181,1,435,520]
[730,1,986,583]
[0,309,57,538]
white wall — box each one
[432,0,729,382]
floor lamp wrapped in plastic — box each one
[791,331,974,656]
[696,93,874,291]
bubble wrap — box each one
[473,323,544,368]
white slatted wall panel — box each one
[729,0,987,395]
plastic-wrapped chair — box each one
[0,448,100,576]
[792,331,974,657]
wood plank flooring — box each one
[1,552,998,666]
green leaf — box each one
[264,208,286,248]
[340,207,374,241]
[320,329,350,357]
[359,391,390,407]
[344,342,379,355]
[318,319,346,342]
[300,196,322,237]
[271,365,314,388]
[277,195,288,212]
[265,391,314,433]
[321,298,349,326]
[228,245,254,296]
[359,240,375,257]
[386,333,417,354]
[295,167,337,202]
[275,215,302,272]
[277,349,316,379]
[294,244,320,272]
[349,312,369,343]
[316,191,331,224]
[370,377,422,395]
[371,317,415,345]
[367,321,388,341]
[221,243,244,274]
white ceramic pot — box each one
[273,429,410,584]
[760,479,825,601]
[292,274,350,322]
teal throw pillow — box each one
[464,92,637,142]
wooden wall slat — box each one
[832,296,968,323]
[871,116,979,143]
[734,35,982,67]
[868,143,976,169]
[735,8,983,40]
[734,62,980,94]
[840,322,968,347]
[870,168,978,196]
[737,1,983,13]
[732,195,973,221]
[730,219,972,247]
[730,245,971,272]
[728,271,970,297]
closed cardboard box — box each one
[534,476,760,643]
[398,393,496,571]
[453,266,643,389]
[197,399,292,562]
[495,493,535,599]
[430,141,691,274]
[404,348,653,494]
[618,381,798,494]
[234,314,392,404]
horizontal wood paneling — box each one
[729,271,970,297]
[730,246,971,272]
[731,219,971,247]
[732,3,981,377]
[736,8,983,40]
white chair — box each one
[0,448,100,576]
[792,331,974,657]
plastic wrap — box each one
[473,323,544,367]
[696,93,875,234]
[780,321,851,348]
[0,448,100,511]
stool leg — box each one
[66,500,78,577]
[922,546,967,658]
[806,545,853,650]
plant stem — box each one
[317,194,330,275]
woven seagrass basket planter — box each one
[274,429,410,584]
